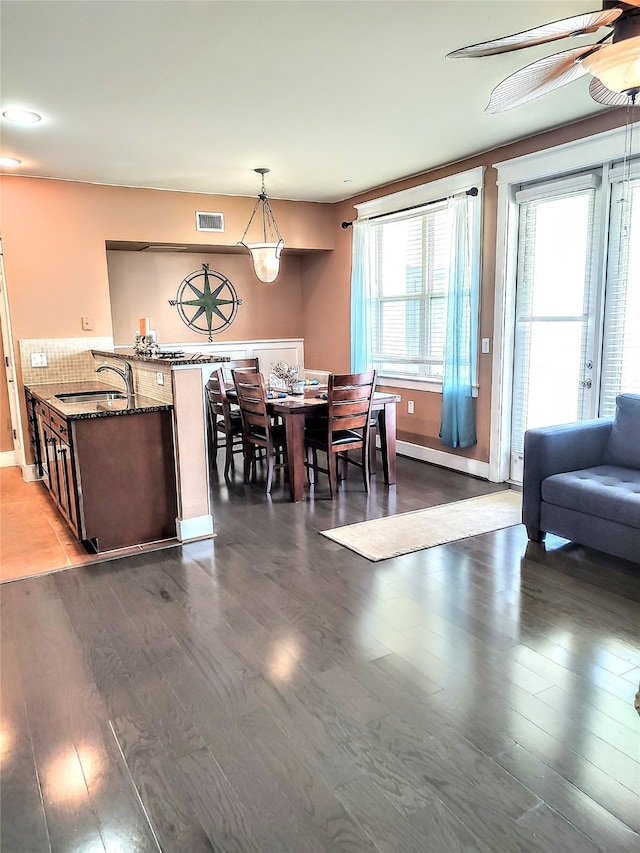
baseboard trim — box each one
[175,514,215,542]
[21,463,41,482]
[396,439,491,479]
[0,451,17,468]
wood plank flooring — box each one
[1,456,639,851]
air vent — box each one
[196,211,225,232]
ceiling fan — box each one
[447,1,640,112]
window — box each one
[353,167,483,389]
[370,201,454,379]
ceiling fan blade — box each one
[447,9,621,58]
[589,75,638,105]
[486,45,595,112]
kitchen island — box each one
[91,348,231,543]
[25,381,177,553]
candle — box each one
[139,317,150,336]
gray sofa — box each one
[523,393,640,564]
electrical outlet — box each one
[407,400,415,414]
[481,337,490,354]
[156,372,164,386]
[31,352,47,367]
[81,316,94,331]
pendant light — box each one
[238,168,284,283]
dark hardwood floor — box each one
[2,455,639,852]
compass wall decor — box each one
[169,263,242,341]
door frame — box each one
[488,124,639,483]
[0,239,26,469]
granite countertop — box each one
[91,348,231,366]
[25,381,173,420]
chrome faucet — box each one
[95,361,134,398]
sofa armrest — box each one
[522,418,613,535]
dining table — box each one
[267,387,401,502]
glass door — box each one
[509,178,601,482]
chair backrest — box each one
[205,368,232,426]
[222,358,259,384]
[232,369,270,440]
[327,371,377,438]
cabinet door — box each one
[56,439,79,535]
[39,420,54,494]
[25,391,43,476]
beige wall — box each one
[0,176,334,342]
[0,323,13,452]
[0,176,334,457]
[302,111,628,463]
[107,250,304,347]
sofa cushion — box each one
[541,465,640,528]
[603,393,640,469]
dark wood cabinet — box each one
[25,389,44,478]
[27,390,177,552]
[29,395,80,536]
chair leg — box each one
[328,450,338,500]
[306,446,316,484]
[243,443,252,484]
[224,434,234,480]
[338,453,348,481]
[265,452,275,494]
[209,422,219,470]
[361,443,370,493]
[369,425,377,476]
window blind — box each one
[600,176,640,415]
[369,200,465,379]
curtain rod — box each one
[340,186,478,229]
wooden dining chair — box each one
[205,368,244,480]
[305,371,377,499]
[221,358,259,385]
[232,369,288,494]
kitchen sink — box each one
[55,390,128,403]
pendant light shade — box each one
[239,168,285,283]
[582,36,640,95]
[246,241,284,283]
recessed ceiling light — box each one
[3,109,41,124]
[0,157,22,168]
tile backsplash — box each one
[19,337,115,386]
[19,337,173,404]
[93,354,173,404]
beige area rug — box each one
[320,490,522,561]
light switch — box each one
[81,316,94,331]
[31,352,47,367]
[481,337,490,354]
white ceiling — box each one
[1,0,610,203]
